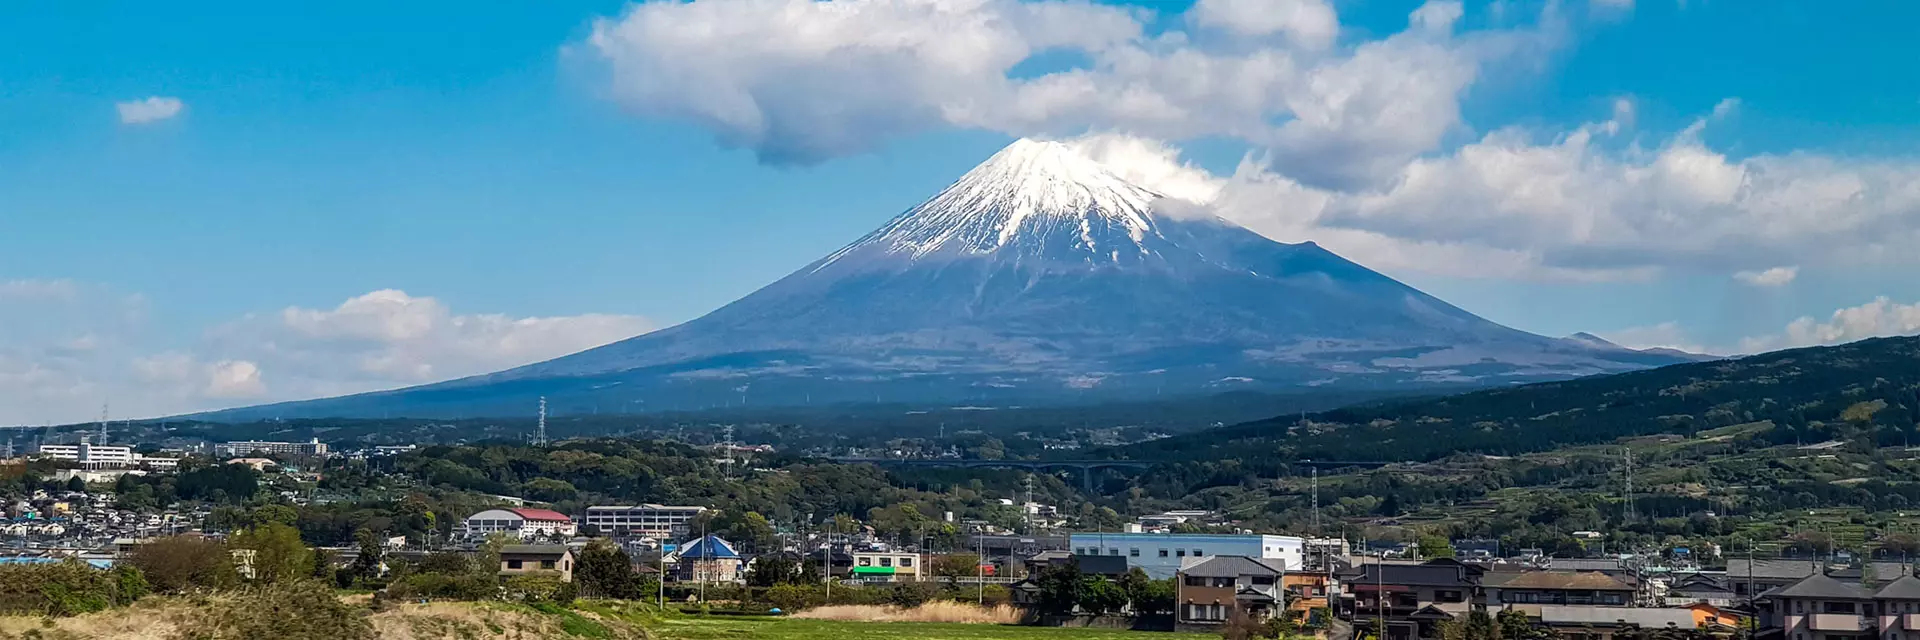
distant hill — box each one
[1119,335,1920,463]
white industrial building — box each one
[213,439,329,457]
[1068,532,1306,579]
[582,504,706,538]
[36,441,179,470]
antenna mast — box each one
[535,397,548,447]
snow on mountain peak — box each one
[820,138,1168,266]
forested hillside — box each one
[1123,336,1920,464]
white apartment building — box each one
[213,439,329,458]
[37,442,179,470]
[1069,532,1306,580]
[582,504,706,538]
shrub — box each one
[127,535,238,594]
[182,579,373,640]
[0,560,142,617]
[384,572,499,601]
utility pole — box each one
[977,534,985,605]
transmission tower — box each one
[1623,448,1636,523]
[98,402,110,444]
[534,397,548,447]
[1311,466,1321,534]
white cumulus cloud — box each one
[0,285,652,424]
[1734,267,1798,287]
[116,97,185,125]
[585,0,1557,187]
[1742,296,1920,353]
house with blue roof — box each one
[665,535,744,584]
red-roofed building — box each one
[462,507,578,540]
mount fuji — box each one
[198,139,1702,420]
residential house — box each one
[499,544,574,583]
[1668,573,1738,607]
[1730,560,1910,600]
[1758,573,1880,640]
[1874,575,1920,640]
[1284,572,1334,626]
[1482,571,1636,607]
[1176,555,1288,630]
[669,535,744,584]
[1505,604,1714,640]
[1342,558,1483,640]
[1684,602,1747,630]
[851,551,922,583]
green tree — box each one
[576,539,640,599]
[250,504,299,527]
[1078,577,1130,614]
[932,553,982,581]
[746,552,805,587]
[350,528,385,583]
[1034,562,1084,615]
[1418,534,1456,560]
[232,522,313,584]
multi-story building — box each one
[851,551,922,582]
[1068,532,1306,579]
[1175,555,1287,629]
[213,439,329,458]
[1759,572,1920,640]
[461,508,578,540]
[1343,559,1483,640]
[36,442,179,470]
[581,504,705,538]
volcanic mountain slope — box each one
[198,139,1701,420]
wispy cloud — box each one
[116,96,185,125]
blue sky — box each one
[6,0,1920,423]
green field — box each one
[645,616,1168,640]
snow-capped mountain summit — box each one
[818,138,1167,266]
[198,139,1701,420]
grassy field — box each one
[644,616,1169,640]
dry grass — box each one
[0,598,205,640]
[0,599,646,640]
[790,601,1023,624]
